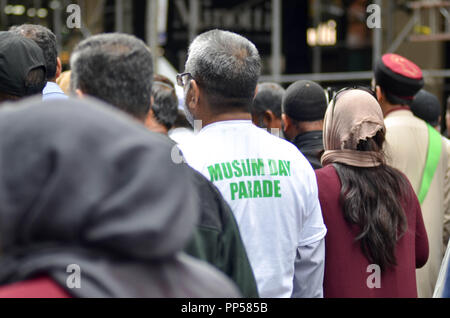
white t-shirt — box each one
[169,127,196,145]
[179,120,327,298]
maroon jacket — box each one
[316,165,429,298]
[0,277,71,298]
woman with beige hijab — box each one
[315,88,429,298]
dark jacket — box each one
[185,169,259,298]
[0,97,240,298]
[292,131,324,170]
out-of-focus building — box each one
[1,0,450,131]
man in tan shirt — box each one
[373,53,450,298]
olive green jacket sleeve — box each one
[184,170,259,298]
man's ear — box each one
[264,110,278,126]
[144,108,156,128]
[281,114,290,132]
[55,57,62,80]
[187,80,200,111]
[75,89,85,98]
[375,86,383,103]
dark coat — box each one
[292,131,324,170]
[185,169,259,298]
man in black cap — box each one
[251,82,285,134]
[373,53,449,298]
[411,90,442,131]
[0,31,46,103]
[281,80,328,170]
[10,24,68,100]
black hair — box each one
[151,75,179,130]
[251,83,285,119]
[70,33,154,120]
[334,130,409,272]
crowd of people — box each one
[0,24,449,298]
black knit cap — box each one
[282,80,327,122]
[374,53,424,101]
[0,31,46,97]
[411,89,441,126]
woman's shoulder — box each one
[315,165,340,185]
[0,276,71,298]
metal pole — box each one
[271,0,282,83]
[372,0,383,69]
[386,14,418,53]
[33,0,42,25]
[386,0,394,46]
[313,0,322,74]
[115,0,124,32]
[147,0,159,73]
[53,0,63,53]
[189,0,200,43]
[430,4,437,34]
[259,69,450,84]
[1,0,8,29]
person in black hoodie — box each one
[282,80,328,170]
[69,33,258,297]
[0,97,241,298]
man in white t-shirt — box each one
[177,29,327,298]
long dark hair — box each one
[334,130,410,271]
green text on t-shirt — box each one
[207,159,291,201]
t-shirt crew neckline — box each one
[199,120,254,133]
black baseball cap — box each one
[282,80,328,122]
[0,31,46,97]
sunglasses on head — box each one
[330,86,378,121]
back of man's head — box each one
[0,31,46,103]
[10,24,58,81]
[185,29,261,113]
[283,80,328,123]
[411,90,441,127]
[374,53,424,106]
[70,33,154,120]
[151,75,179,130]
[252,83,285,119]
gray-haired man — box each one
[178,29,327,298]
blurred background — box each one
[1,0,450,128]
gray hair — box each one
[70,33,153,120]
[185,29,261,111]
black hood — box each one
[0,97,234,297]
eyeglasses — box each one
[330,86,378,122]
[176,72,194,88]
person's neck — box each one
[201,111,252,128]
[145,119,169,136]
[287,121,323,141]
[382,102,410,118]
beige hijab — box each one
[321,89,386,168]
